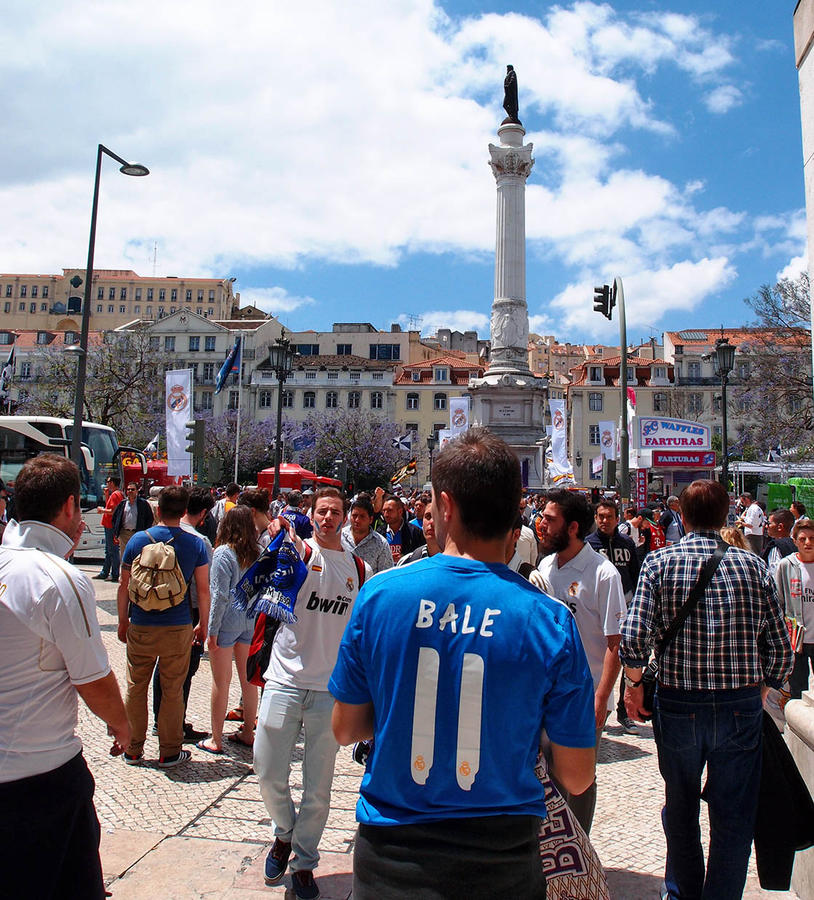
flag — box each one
[390,458,417,485]
[598,420,616,460]
[392,434,412,452]
[215,337,242,394]
[143,432,159,454]
[449,397,470,434]
[165,369,193,477]
[0,344,15,400]
[548,399,574,483]
[591,453,604,476]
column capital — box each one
[488,143,534,181]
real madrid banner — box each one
[548,399,574,482]
[166,369,193,477]
[449,397,470,435]
[598,420,616,460]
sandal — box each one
[225,707,244,722]
[226,731,254,747]
[196,739,224,755]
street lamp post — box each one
[426,433,438,479]
[269,330,295,499]
[71,144,149,468]
[713,336,736,489]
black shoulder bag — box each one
[639,540,728,720]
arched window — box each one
[407,392,419,410]
[348,391,361,409]
[304,391,316,408]
[326,391,338,408]
[434,393,447,410]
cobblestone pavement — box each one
[78,569,803,899]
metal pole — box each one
[720,372,729,488]
[233,333,243,483]
[272,364,285,499]
[71,144,104,467]
[615,276,630,504]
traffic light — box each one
[185,420,205,457]
[593,284,613,320]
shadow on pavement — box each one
[604,867,663,899]
[599,735,654,764]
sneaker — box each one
[263,839,292,885]
[183,724,209,742]
[122,752,143,766]
[618,715,639,735]
[93,573,108,580]
[158,749,191,768]
[291,870,320,900]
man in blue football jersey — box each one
[329,428,596,899]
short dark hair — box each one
[350,493,375,517]
[158,485,189,519]
[545,489,594,540]
[187,486,215,517]
[769,507,794,533]
[792,500,807,517]
[680,480,729,530]
[287,490,303,507]
[107,475,121,488]
[15,454,80,524]
[431,427,521,540]
[238,488,270,513]
[314,486,349,514]
[595,499,618,518]
[225,482,240,498]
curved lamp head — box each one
[119,163,150,177]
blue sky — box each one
[1,1,805,344]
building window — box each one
[29,302,36,313]
[296,344,320,356]
[119,305,126,313]
[326,391,338,408]
[228,390,239,410]
[197,290,203,301]
[282,390,293,408]
[65,330,78,344]
[135,288,142,300]
[147,288,154,300]
[200,392,213,410]
[207,308,213,317]
[204,336,216,351]
[4,285,10,297]
[337,343,352,355]
[369,343,400,360]
[370,391,383,409]
[2,303,8,313]
[20,286,27,297]
[209,290,215,300]
[188,363,198,380]
[165,337,175,352]
[150,336,160,350]
[188,336,200,352]
[407,392,419,410]
[0,332,11,344]
[412,371,421,382]
[688,392,703,413]
[589,424,600,445]
[588,392,603,411]
[304,391,316,409]
[96,287,103,300]
[31,286,38,298]
[159,289,166,301]
[349,370,361,381]
[327,371,338,380]
[259,390,273,408]
[737,362,750,379]
[40,303,47,311]
[589,365,602,382]
[37,331,49,344]
[186,290,192,301]
[134,305,140,314]
[107,305,114,313]
[653,392,668,413]
[305,371,316,380]
[171,288,177,301]
[434,392,447,410]
[687,361,701,380]
[170,307,176,314]
[108,287,114,300]
[96,304,103,313]
[145,306,152,317]
[348,390,361,408]
[196,308,202,316]
[20,362,32,380]
[202,362,215,383]
[434,367,449,382]
[372,372,383,381]
[653,366,666,380]
[120,288,127,300]
[18,303,24,311]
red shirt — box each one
[101,489,123,529]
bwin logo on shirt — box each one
[305,591,352,616]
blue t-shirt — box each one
[328,554,595,827]
[282,507,313,540]
[122,525,209,626]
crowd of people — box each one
[0,443,809,899]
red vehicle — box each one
[257,462,342,493]
[122,457,181,491]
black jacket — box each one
[586,528,640,596]
[762,536,796,564]
[112,496,154,536]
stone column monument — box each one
[468,66,548,488]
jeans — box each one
[653,684,762,900]
[125,624,192,758]
[100,526,120,579]
[253,684,338,872]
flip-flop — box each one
[196,739,224,755]
[226,732,254,747]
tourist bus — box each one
[0,416,145,556]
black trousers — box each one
[0,752,105,900]
[354,814,546,900]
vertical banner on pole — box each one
[598,420,616,460]
[548,399,574,483]
[166,368,193,477]
[635,468,648,507]
[449,397,470,435]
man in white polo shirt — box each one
[0,454,131,898]
[531,488,626,835]
[738,492,766,554]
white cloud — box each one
[777,254,808,283]
[704,85,743,114]
[403,309,490,336]
[238,286,316,316]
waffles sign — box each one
[636,417,711,449]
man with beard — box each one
[530,489,626,835]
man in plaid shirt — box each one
[619,480,792,900]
